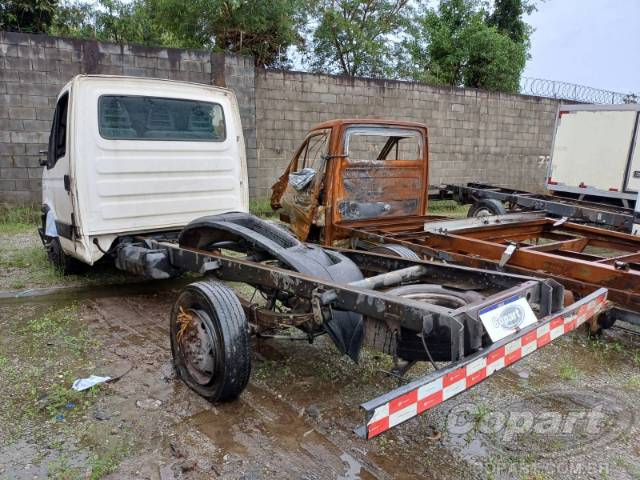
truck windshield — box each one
[98,95,225,141]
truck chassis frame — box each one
[147,238,606,438]
[335,213,640,325]
[448,182,637,231]
[113,213,607,439]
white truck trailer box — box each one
[547,103,640,203]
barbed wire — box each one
[520,77,638,104]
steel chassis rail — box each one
[448,183,635,231]
[337,215,640,323]
[152,241,563,353]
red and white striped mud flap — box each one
[355,288,608,439]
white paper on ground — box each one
[72,375,112,391]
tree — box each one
[487,0,535,44]
[403,0,528,93]
[149,0,306,67]
[50,0,175,47]
[0,0,58,33]
[305,0,412,78]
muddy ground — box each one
[1,225,640,479]
[1,278,640,480]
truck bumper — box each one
[356,288,608,439]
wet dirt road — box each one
[2,285,640,479]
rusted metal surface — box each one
[270,119,640,316]
[338,216,640,312]
[272,119,428,242]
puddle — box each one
[186,384,384,478]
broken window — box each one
[344,127,422,162]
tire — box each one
[170,280,251,402]
[467,199,506,218]
[370,244,421,261]
[385,284,485,362]
[46,237,87,275]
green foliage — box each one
[404,0,528,92]
[305,0,412,77]
[50,0,305,67]
[6,0,533,92]
[0,0,58,33]
[147,0,306,67]
[50,0,173,47]
[250,198,277,218]
[487,0,535,43]
[0,203,39,233]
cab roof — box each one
[310,118,428,131]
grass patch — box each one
[428,199,469,218]
[48,440,131,480]
[250,198,276,218]
[0,303,132,477]
[558,360,581,382]
[625,376,640,390]
[0,203,39,234]
[0,305,99,432]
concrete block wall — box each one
[253,69,560,199]
[1,32,561,203]
[0,32,257,203]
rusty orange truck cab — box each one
[272,119,438,243]
[272,119,640,326]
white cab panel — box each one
[71,75,248,237]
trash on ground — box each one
[71,374,112,391]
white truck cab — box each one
[41,75,248,270]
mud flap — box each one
[324,311,364,362]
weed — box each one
[625,376,640,390]
[428,200,469,218]
[0,204,39,234]
[85,441,131,480]
[558,361,580,381]
[250,198,276,218]
[472,403,491,426]
[588,337,624,357]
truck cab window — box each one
[302,131,329,170]
[98,95,226,141]
[344,127,422,162]
[47,92,69,169]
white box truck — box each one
[547,103,640,209]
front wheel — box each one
[467,199,506,218]
[170,280,251,402]
[46,237,87,275]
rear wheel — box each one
[468,199,506,218]
[46,237,87,275]
[171,280,251,402]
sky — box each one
[523,0,640,94]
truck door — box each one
[273,129,330,241]
[42,90,76,240]
[332,126,427,223]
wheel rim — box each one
[474,207,493,217]
[176,307,217,385]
